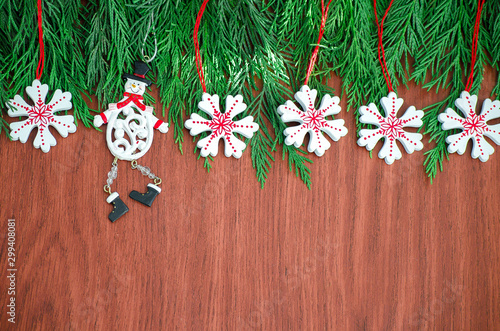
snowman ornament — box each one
[94,61,168,222]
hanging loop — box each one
[36,0,45,80]
[141,12,157,64]
[373,0,395,93]
[103,185,111,194]
[464,0,486,92]
[194,0,211,93]
[304,0,333,86]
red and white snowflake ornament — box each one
[438,91,500,162]
[277,85,347,156]
[357,92,424,165]
[6,79,76,153]
[185,93,259,158]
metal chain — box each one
[131,160,162,185]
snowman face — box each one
[124,79,147,95]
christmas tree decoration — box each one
[94,61,168,161]
[6,80,76,153]
[1,1,95,136]
[438,91,500,162]
[277,85,347,157]
[357,0,423,164]
[358,92,424,165]
[3,1,500,186]
[418,1,499,180]
[185,94,258,158]
[184,0,259,159]
[277,0,347,157]
[94,14,167,222]
[5,0,77,152]
[436,0,499,163]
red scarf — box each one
[116,92,146,111]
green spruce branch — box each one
[412,0,492,181]
[0,0,94,128]
[1,0,499,186]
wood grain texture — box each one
[1,68,499,330]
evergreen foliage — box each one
[0,0,94,133]
[0,0,498,186]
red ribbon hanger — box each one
[464,0,486,92]
[36,0,45,80]
[373,0,394,93]
[194,0,211,93]
[304,0,333,86]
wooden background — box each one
[1,68,499,330]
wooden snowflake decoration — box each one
[277,85,348,156]
[6,79,76,153]
[185,93,259,158]
[438,91,500,162]
[357,92,424,165]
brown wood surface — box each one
[1,68,499,330]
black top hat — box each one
[122,61,152,86]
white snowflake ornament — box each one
[6,79,76,153]
[438,91,500,162]
[277,85,348,156]
[357,92,424,165]
[185,93,259,158]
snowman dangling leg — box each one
[94,61,168,222]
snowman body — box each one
[94,78,168,161]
